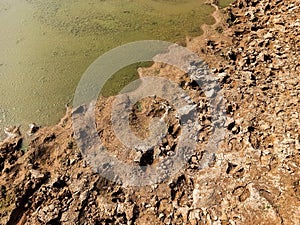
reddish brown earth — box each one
[0,0,299,224]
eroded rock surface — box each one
[0,0,299,224]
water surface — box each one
[0,0,230,139]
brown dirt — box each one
[0,0,300,224]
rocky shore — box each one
[0,0,299,224]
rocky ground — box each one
[0,0,300,224]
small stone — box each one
[263,32,274,39]
[30,169,45,179]
[27,123,40,135]
[159,213,165,219]
[205,89,215,98]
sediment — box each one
[0,0,299,224]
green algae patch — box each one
[218,0,235,8]
[0,0,215,138]
[100,62,153,97]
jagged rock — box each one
[3,126,21,139]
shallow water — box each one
[0,0,230,139]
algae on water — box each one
[0,0,225,138]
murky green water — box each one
[0,0,230,139]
